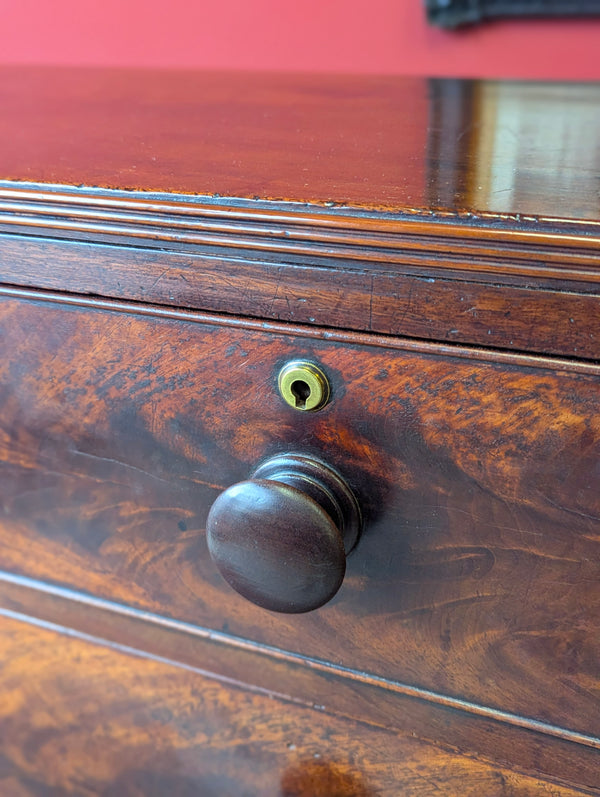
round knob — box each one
[206,454,361,613]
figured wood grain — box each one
[1,66,598,796]
[0,614,595,797]
[1,294,598,742]
[0,574,598,792]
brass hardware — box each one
[278,361,330,411]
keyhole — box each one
[290,379,311,409]
[278,361,329,412]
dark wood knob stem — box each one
[206,454,361,613]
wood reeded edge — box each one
[0,71,598,358]
[0,183,599,360]
[1,70,599,792]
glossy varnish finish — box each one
[1,615,593,797]
[0,68,599,794]
[0,291,599,786]
[0,69,598,221]
[206,453,361,613]
[0,70,598,360]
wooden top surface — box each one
[0,66,599,225]
[1,67,599,359]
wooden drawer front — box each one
[1,293,599,740]
[1,614,592,797]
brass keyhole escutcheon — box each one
[278,361,330,411]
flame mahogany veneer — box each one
[0,68,599,795]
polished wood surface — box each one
[1,69,599,793]
[0,614,594,796]
[0,68,598,223]
[1,293,598,756]
[1,572,599,792]
[206,454,361,613]
[207,476,348,613]
[0,71,598,360]
[0,192,598,359]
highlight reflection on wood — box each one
[1,294,598,747]
[0,69,599,221]
[0,68,599,794]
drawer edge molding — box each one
[0,570,598,756]
[2,230,600,360]
[1,284,599,375]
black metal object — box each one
[425,0,600,28]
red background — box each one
[1,0,599,79]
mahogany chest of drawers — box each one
[0,68,599,795]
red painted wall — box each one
[2,0,599,79]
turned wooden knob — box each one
[206,454,361,613]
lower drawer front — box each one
[0,614,591,797]
[0,295,599,740]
